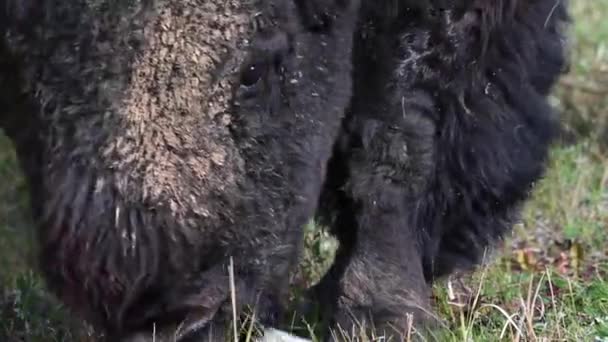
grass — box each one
[1,1,608,341]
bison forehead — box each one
[107,0,254,212]
[8,0,263,219]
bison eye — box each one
[240,62,266,87]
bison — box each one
[310,0,571,339]
[0,0,572,341]
[0,0,360,340]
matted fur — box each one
[313,0,571,339]
[0,0,360,340]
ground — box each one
[1,2,608,341]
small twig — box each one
[229,257,238,342]
[544,0,560,28]
[545,269,563,340]
[480,303,523,338]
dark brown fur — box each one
[1,0,572,340]
[310,0,571,339]
[0,0,360,340]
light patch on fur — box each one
[6,0,262,226]
[103,0,257,221]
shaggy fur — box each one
[312,0,571,339]
[0,0,359,340]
